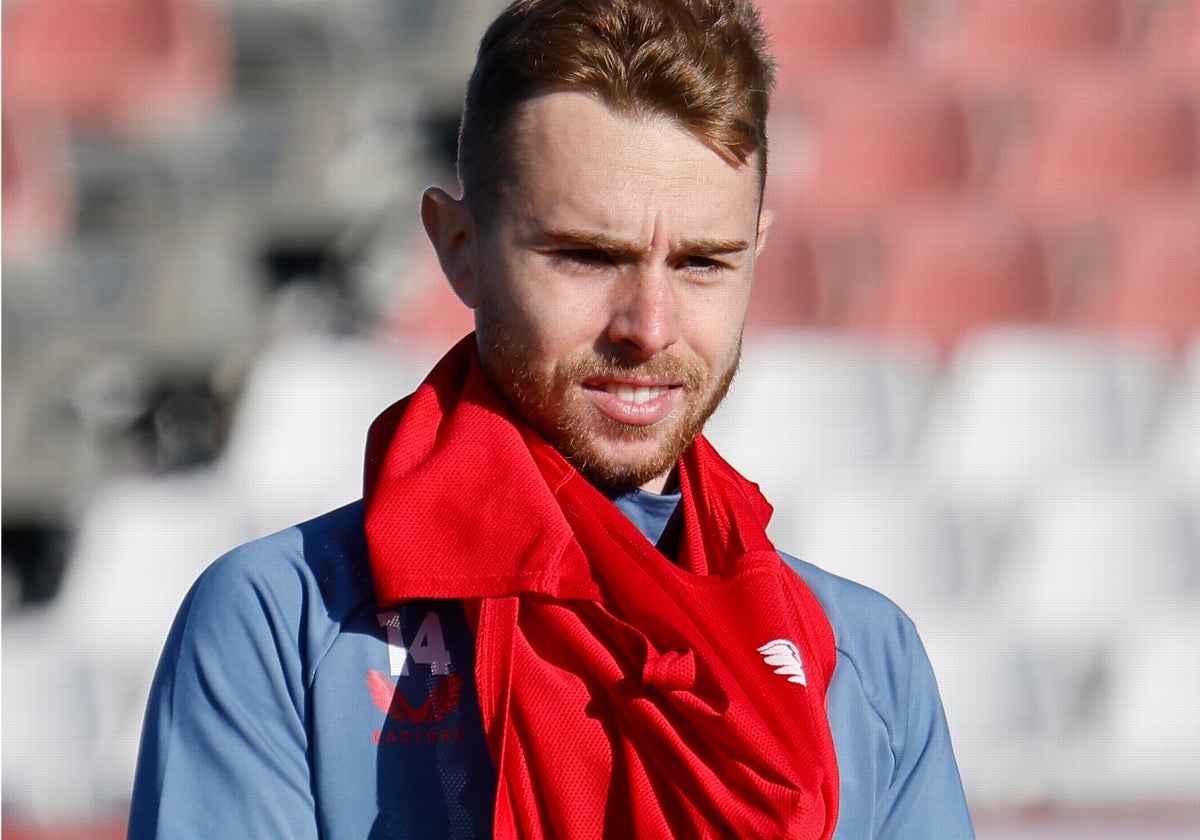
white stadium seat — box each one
[220,332,436,537]
[773,476,996,632]
[922,327,1170,499]
[706,330,937,508]
[1059,606,1200,802]
[4,467,252,817]
[1002,474,1197,647]
[1153,334,1200,490]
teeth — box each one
[606,383,668,405]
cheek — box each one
[479,289,581,382]
[477,265,545,341]
[514,283,609,355]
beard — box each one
[475,306,740,492]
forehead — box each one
[493,91,762,237]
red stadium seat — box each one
[1078,213,1200,352]
[2,0,230,134]
[856,210,1048,353]
[1013,80,1197,213]
[921,0,1126,82]
[755,0,895,78]
[1,108,74,262]
[774,79,971,220]
[745,224,830,332]
[1142,0,1200,76]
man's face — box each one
[438,91,770,493]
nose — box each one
[606,268,680,360]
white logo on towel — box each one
[758,638,807,686]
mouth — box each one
[601,382,672,405]
[581,378,682,425]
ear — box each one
[421,187,481,309]
[755,207,775,255]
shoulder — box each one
[176,501,374,676]
[192,500,365,598]
[782,552,922,660]
[781,552,937,720]
[131,508,374,838]
[782,552,975,837]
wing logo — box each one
[757,638,807,687]
[367,670,463,724]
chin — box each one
[573,463,665,494]
[561,437,684,493]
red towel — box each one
[365,336,839,838]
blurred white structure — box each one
[707,330,937,509]
[221,331,437,536]
[3,468,251,818]
[920,610,1060,805]
[1154,335,1200,490]
[922,327,1170,500]
[1004,475,1197,647]
[1085,607,1200,802]
[771,476,995,631]
[2,331,436,821]
[710,327,1199,810]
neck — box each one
[639,467,679,495]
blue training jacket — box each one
[129,491,976,839]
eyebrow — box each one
[540,227,751,259]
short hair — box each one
[457,0,776,218]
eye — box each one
[678,255,730,273]
[558,248,614,266]
[549,248,618,273]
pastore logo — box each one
[367,670,463,724]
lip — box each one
[582,378,682,426]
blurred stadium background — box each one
[3,0,1198,836]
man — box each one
[129,1,976,837]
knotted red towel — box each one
[364,336,839,838]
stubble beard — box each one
[476,312,741,492]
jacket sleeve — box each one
[869,613,976,839]
[127,542,320,839]
[789,553,977,840]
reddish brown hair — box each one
[458,0,776,217]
